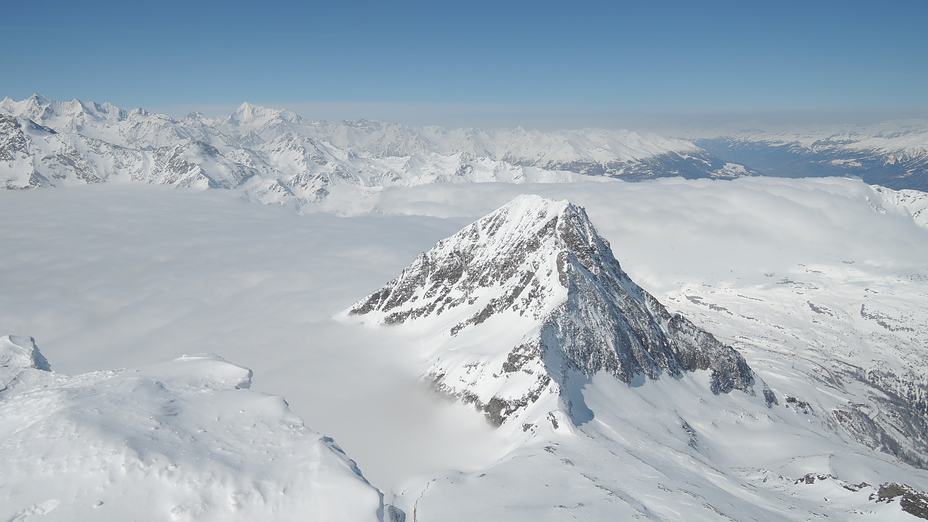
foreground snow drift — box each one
[0,335,383,522]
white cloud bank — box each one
[1,176,927,503]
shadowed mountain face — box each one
[349,195,766,426]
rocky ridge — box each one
[347,195,767,427]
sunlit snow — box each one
[1,176,927,520]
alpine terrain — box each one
[0,95,752,206]
[1,180,928,520]
[2,94,928,520]
[694,121,928,192]
[343,193,928,521]
[346,194,769,428]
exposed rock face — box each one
[875,483,928,520]
[348,195,763,426]
[831,367,928,469]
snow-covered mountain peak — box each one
[870,184,928,229]
[0,93,56,123]
[347,193,589,328]
[347,195,765,427]
[227,102,300,128]
[0,94,131,131]
[1,95,759,198]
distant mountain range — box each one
[694,121,928,191]
[0,95,750,206]
[3,95,926,205]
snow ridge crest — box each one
[0,335,51,390]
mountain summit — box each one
[348,195,768,427]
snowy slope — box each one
[344,189,928,521]
[0,335,385,522]
[0,95,752,202]
[870,184,928,229]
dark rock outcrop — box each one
[349,195,766,425]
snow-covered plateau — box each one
[2,173,928,521]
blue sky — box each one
[3,0,927,129]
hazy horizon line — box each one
[7,94,928,135]
[151,101,928,135]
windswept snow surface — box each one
[2,177,928,520]
[0,335,383,521]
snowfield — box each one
[0,336,383,522]
[2,175,928,520]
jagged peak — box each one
[232,102,272,124]
[0,94,130,124]
[491,193,571,222]
[27,93,49,105]
[230,102,300,126]
[347,194,606,328]
[435,194,602,259]
[347,195,762,427]
[5,93,55,118]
